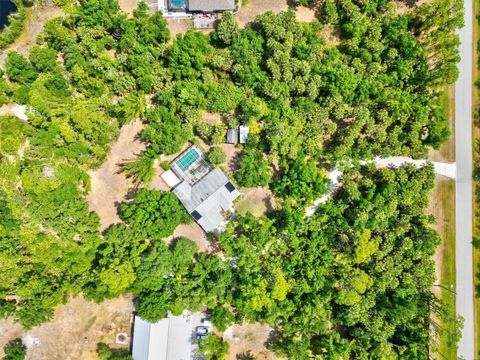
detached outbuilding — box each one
[226,128,239,144]
[226,125,249,144]
[132,312,212,360]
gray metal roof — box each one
[173,168,230,213]
[188,0,235,12]
[172,168,240,232]
[227,129,238,144]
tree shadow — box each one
[236,351,256,360]
[228,149,243,174]
[262,193,275,214]
[263,328,281,351]
[286,0,297,9]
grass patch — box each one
[473,0,480,355]
[430,85,455,163]
[434,179,457,359]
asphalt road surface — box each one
[455,0,474,357]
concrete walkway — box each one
[373,157,456,179]
[455,0,475,357]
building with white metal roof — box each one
[239,125,249,144]
[132,312,211,360]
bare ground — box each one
[87,120,146,231]
[395,0,432,15]
[148,159,172,192]
[0,295,133,360]
[0,1,64,67]
[201,111,225,124]
[234,0,288,28]
[223,323,284,360]
[219,143,241,174]
[0,104,14,116]
[0,320,23,357]
[165,223,210,252]
[118,0,138,17]
[295,6,316,22]
[167,18,193,38]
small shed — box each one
[226,128,238,144]
[239,125,249,144]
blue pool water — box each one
[177,148,199,171]
[169,0,186,10]
[0,0,17,31]
[0,0,16,31]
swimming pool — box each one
[169,0,186,10]
[0,0,17,31]
[177,148,199,171]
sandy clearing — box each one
[201,111,225,124]
[118,0,138,17]
[322,25,341,46]
[295,6,316,22]
[87,120,146,231]
[219,143,241,174]
[0,104,29,121]
[167,18,193,38]
[234,0,288,28]
[0,104,14,117]
[28,296,133,360]
[395,0,432,15]
[148,159,172,192]
[0,320,23,357]
[223,323,283,360]
[0,1,64,67]
[165,223,210,252]
[0,295,133,360]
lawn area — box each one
[431,179,457,359]
[426,69,456,358]
[429,84,455,163]
[473,0,480,356]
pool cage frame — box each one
[170,145,213,185]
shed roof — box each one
[188,0,235,12]
[227,128,238,144]
[239,125,249,144]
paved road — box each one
[455,0,474,357]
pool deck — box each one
[170,145,212,185]
[158,0,193,17]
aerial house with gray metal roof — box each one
[162,145,240,233]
